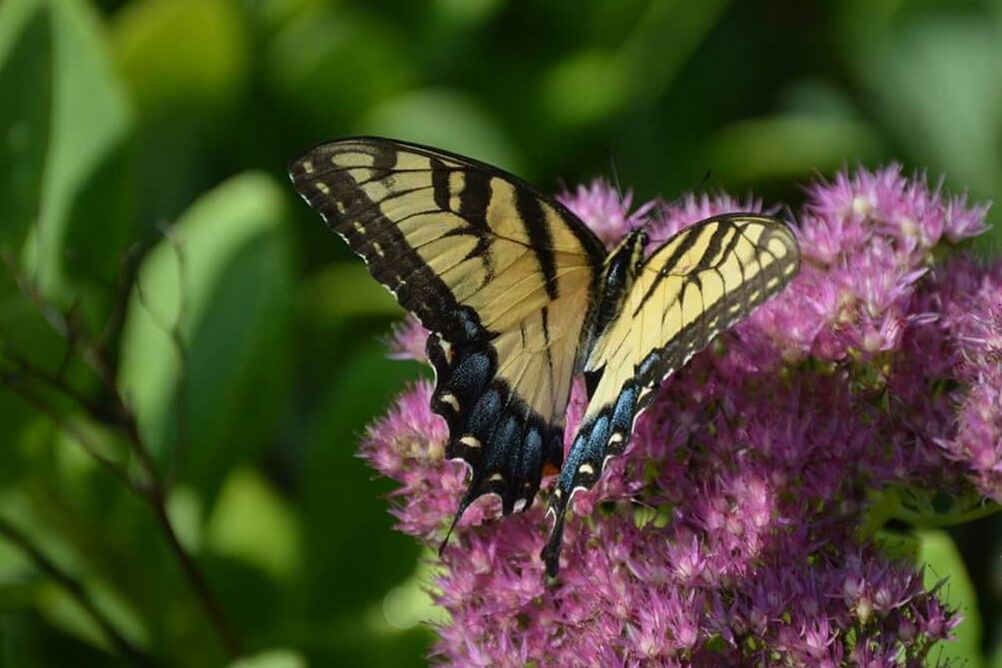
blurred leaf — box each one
[866,484,999,532]
[542,0,731,129]
[702,114,884,186]
[303,263,402,324]
[165,485,204,554]
[118,172,295,495]
[13,0,133,298]
[266,7,414,129]
[112,0,249,118]
[0,0,51,252]
[362,88,520,173]
[615,0,732,107]
[229,648,307,668]
[431,0,502,28]
[206,468,301,582]
[849,14,1002,252]
[378,552,447,632]
[542,50,629,128]
[302,340,424,623]
[916,529,984,668]
[34,578,149,654]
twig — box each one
[133,226,191,484]
[0,372,141,493]
[0,251,243,658]
[146,489,242,656]
[0,516,155,667]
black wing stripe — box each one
[291,138,602,564]
[632,223,709,317]
[541,215,800,576]
[515,187,560,300]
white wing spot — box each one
[609,433,624,446]
[578,463,595,476]
[302,160,314,174]
[513,499,528,513]
[439,392,460,411]
[315,182,330,195]
[488,473,504,483]
[459,434,481,449]
[353,221,365,233]
[372,242,385,257]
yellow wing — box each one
[289,137,606,518]
[542,214,800,574]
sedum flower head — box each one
[361,168,996,665]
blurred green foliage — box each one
[1,0,1001,665]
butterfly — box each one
[289,137,800,576]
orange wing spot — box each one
[542,462,560,477]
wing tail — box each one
[427,333,564,538]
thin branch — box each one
[146,491,242,656]
[133,226,191,484]
[0,346,105,419]
[0,372,141,493]
[97,241,148,356]
[0,250,243,659]
[0,516,155,667]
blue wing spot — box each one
[611,386,637,433]
[466,387,502,437]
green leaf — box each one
[302,263,402,324]
[10,0,134,298]
[865,484,999,532]
[206,468,301,582]
[362,88,520,174]
[112,0,250,118]
[848,14,1002,253]
[541,0,732,127]
[916,529,984,668]
[541,50,630,128]
[117,173,295,495]
[702,115,884,186]
[266,7,414,129]
[0,0,51,252]
[228,649,307,668]
[302,341,424,623]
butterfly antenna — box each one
[608,150,624,199]
[696,168,712,192]
[780,202,798,225]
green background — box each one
[0,0,1000,665]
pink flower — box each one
[360,166,996,665]
[556,178,657,247]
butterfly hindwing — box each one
[289,138,606,520]
[542,215,800,574]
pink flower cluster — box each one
[369,167,999,665]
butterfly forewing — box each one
[289,138,606,519]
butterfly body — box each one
[289,137,800,576]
